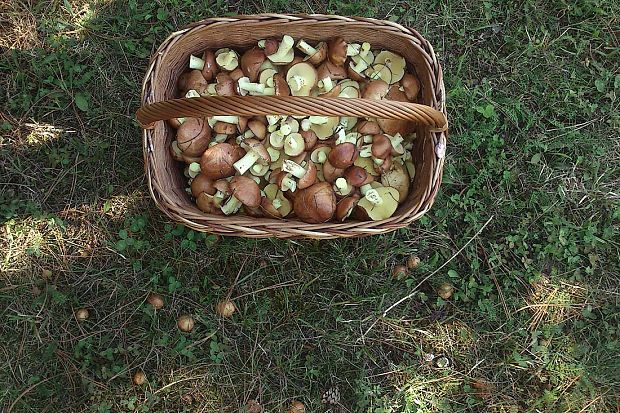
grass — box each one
[1,0,619,412]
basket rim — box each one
[141,13,447,239]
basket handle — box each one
[136,95,447,132]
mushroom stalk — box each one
[206,84,217,95]
[364,189,383,205]
[189,55,205,70]
[211,115,238,124]
[269,35,295,61]
[316,151,328,164]
[188,162,201,178]
[238,77,266,94]
[282,160,306,179]
[185,90,200,98]
[318,77,334,92]
[359,144,373,157]
[335,178,349,191]
[360,184,373,195]
[297,39,317,56]
[347,43,361,56]
[289,75,305,92]
[351,58,369,73]
[281,176,297,192]
[221,195,242,215]
[233,151,261,175]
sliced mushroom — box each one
[282,160,317,190]
[294,182,336,223]
[310,145,332,165]
[372,51,406,84]
[283,133,305,156]
[262,183,292,218]
[301,116,339,140]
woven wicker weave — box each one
[137,14,447,239]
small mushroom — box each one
[233,138,270,175]
[283,133,305,156]
[317,61,348,83]
[215,299,236,317]
[310,145,332,164]
[176,118,212,157]
[220,176,261,215]
[322,160,345,183]
[354,156,380,177]
[248,119,267,140]
[177,70,209,95]
[200,143,245,179]
[300,129,318,151]
[327,37,348,66]
[294,182,336,223]
[401,73,420,101]
[336,195,360,221]
[240,48,266,82]
[362,79,389,100]
[266,35,295,64]
[338,80,360,98]
[196,192,223,214]
[357,185,400,220]
[213,121,237,135]
[214,48,239,71]
[286,63,317,96]
[344,165,372,187]
[296,39,327,65]
[259,38,280,55]
[211,72,237,96]
[237,76,268,95]
[328,143,359,169]
[262,183,292,218]
[177,315,194,332]
[356,120,382,135]
[381,161,410,200]
[371,134,392,159]
[190,174,216,198]
[282,160,317,190]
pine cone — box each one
[321,386,340,405]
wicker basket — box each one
[137,14,448,239]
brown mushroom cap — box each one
[322,160,345,183]
[298,161,317,190]
[191,174,216,198]
[213,179,231,196]
[201,50,218,81]
[176,118,212,157]
[328,143,359,169]
[168,117,184,129]
[214,121,237,135]
[230,176,261,208]
[344,165,369,187]
[243,205,264,218]
[356,120,382,135]
[401,73,420,101]
[386,84,408,102]
[200,143,245,179]
[178,70,208,95]
[228,67,244,81]
[243,138,270,162]
[317,61,348,81]
[373,156,392,174]
[273,73,290,96]
[362,79,389,100]
[196,192,223,214]
[300,129,318,151]
[327,37,347,66]
[306,42,328,65]
[240,48,266,82]
[248,119,267,139]
[294,182,336,223]
[336,195,360,221]
[215,73,237,96]
[371,134,392,159]
[347,65,366,82]
[381,161,410,200]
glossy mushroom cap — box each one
[176,118,211,157]
[321,160,345,183]
[248,119,267,139]
[200,143,245,179]
[191,174,216,198]
[201,50,218,81]
[240,48,266,82]
[214,73,237,96]
[401,73,420,101]
[273,73,290,96]
[327,37,347,66]
[336,195,360,221]
[371,134,392,159]
[178,70,208,95]
[298,161,317,190]
[328,143,359,169]
[294,182,336,223]
[362,79,389,100]
[317,61,348,81]
[356,120,382,135]
[230,176,261,208]
[344,165,369,187]
[300,129,318,151]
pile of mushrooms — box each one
[170,36,421,223]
